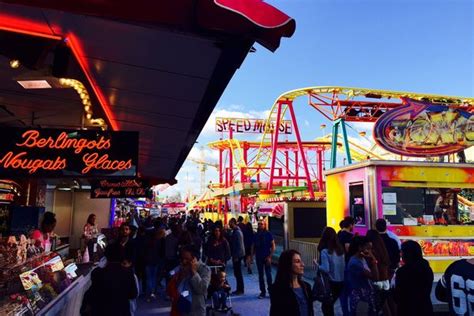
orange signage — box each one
[0,128,138,177]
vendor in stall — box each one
[31,212,59,252]
[434,190,457,225]
[83,213,100,259]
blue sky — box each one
[163,0,473,198]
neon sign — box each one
[215,117,292,134]
[374,98,473,156]
[0,128,138,177]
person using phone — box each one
[345,236,379,316]
[167,245,210,316]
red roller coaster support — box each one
[268,102,282,191]
[268,100,315,199]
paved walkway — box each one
[135,265,341,316]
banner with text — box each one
[215,117,292,134]
[90,179,149,198]
[0,128,138,177]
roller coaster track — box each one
[249,86,474,177]
[211,87,474,179]
[316,134,385,161]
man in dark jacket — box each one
[238,216,255,274]
[229,218,245,295]
[253,221,275,299]
[85,243,138,316]
[375,219,400,274]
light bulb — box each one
[9,59,20,69]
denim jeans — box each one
[212,290,228,309]
[256,257,272,295]
[233,257,244,292]
[145,265,158,296]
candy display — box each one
[0,230,103,315]
[1,254,79,315]
[414,239,474,257]
[0,235,43,270]
[0,294,32,316]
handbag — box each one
[176,278,192,314]
[312,269,332,302]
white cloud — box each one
[187,146,219,163]
[349,122,376,133]
[200,108,271,137]
[167,155,221,198]
[228,104,245,110]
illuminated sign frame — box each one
[90,178,149,198]
[374,98,473,157]
[215,117,292,134]
[0,128,138,177]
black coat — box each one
[380,233,400,271]
[269,281,314,316]
[84,263,138,316]
[144,237,165,265]
[394,259,434,316]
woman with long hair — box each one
[345,236,379,316]
[83,213,99,259]
[317,227,345,316]
[203,225,231,268]
[394,240,433,316]
[366,229,392,315]
[270,249,313,316]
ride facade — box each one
[191,86,474,273]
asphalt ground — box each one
[135,265,341,316]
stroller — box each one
[206,265,236,316]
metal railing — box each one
[288,239,318,279]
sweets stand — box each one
[35,263,99,316]
[325,160,474,274]
[0,235,107,316]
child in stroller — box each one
[207,267,235,315]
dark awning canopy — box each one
[3,0,295,52]
[0,0,295,184]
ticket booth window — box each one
[382,187,425,224]
[349,183,365,225]
[382,187,465,225]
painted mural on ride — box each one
[374,98,473,156]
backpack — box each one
[312,269,332,302]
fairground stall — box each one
[326,160,474,274]
[256,195,326,276]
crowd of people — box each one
[82,213,276,316]
[270,217,474,316]
[80,213,474,316]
